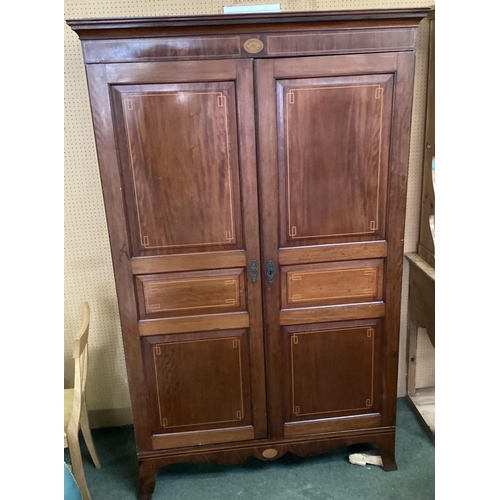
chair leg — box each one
[81,399,101,469]
[67,427,92,500]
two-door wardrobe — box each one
[67,8,429,499]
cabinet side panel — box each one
[85,64,152,450]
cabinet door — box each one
[85,59,266,450]
[256,52,415,437]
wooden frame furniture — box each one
[417,8,435,269]
[406,252,435,388]
[67,9,429,499]
[64,302,101,500]
[405,8,435,441]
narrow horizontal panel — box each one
[131,250,247,275]
[284,414,382,437]
[139,312,250,336]
[152,425,254,450]
[83,36,241,64]
[267,28,415,56]
[105,60,237,84]
[280,303,385,325]
[279,241,387,266]
[272,52,398,78]
[137,269,246,319]
[282,259,384,309]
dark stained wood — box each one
[139,461,157,500]
[272,51,399,78]
[279,241,387,266]
[380,51,416,429]
[67,9,429,41]
[139,426,394,460]
[378,432,397,471]
[284,414,382,437]
[85,63,152,451]
[130,250,246,275]
[80,28,417,64]
[136,269,246,319]
[136,428,396,500]
[142,330,252,436]
[106,59,236,85]
[84,57,267,456]
[282,320,382,425]
[280,303,385,325]
[255,51,399,445]
[151,426,254,450]
[277,72,393,246]
[138,312,250,336]
[255,58,283,438]
[111,80,243,257]
[234,59,268,439]
[83,35,242,63]
[281,259,384,309]
[266,28,416,56]
[68,9,427,497]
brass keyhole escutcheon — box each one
[243,38,264,54]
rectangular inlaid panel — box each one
[277,73,394,246]
[281,259,384,309]
[136,268,246,319]
[143,330,251,435]
[267,29,416,56]
[112,81,242,256]
[283,320,381,423]
[83,36,241,63]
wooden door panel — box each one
[281,259,384,309]
[277,74,394,247]
[256,52,414,438]
[112,82,242,257]
[85,58,267,449]
[143,330,252,436]
[136,269,246,319]
[283,320,381,424]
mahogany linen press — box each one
[67,8,429,499]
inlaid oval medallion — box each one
[243,38,264,54]
[262,448,278,459]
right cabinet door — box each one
[256,52,415,438]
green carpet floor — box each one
[65,398,434,500]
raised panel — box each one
[143,330,252,436]
[136,269,246,319]
[277,74,394,246]
[283,320,381,424]
[281,259,384,309]
[112,81,242,256]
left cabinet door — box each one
[85,59,267,450]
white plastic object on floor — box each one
[348,451,384,467]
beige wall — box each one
[64,0,435,427]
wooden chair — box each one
[64,302,101,500]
